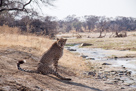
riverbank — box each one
[57,32,136,51]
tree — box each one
[0,11,15,26]
[82,22,87,30]
[73,21,82,32]
[84,15,98,32]
[97,16,109,38]
[0,0,55,14]
[64,15,76,32]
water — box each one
[66,44,136,73]
[66,44,136,86]
[68,44,108,60]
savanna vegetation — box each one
[0,0,136,38]
[1,13,136,38]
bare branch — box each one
[0,0,2,7]
[0,0,32,12]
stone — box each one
[126,71,131,76]
[119,73,124,75]
[80,43,93,46]
[102,63,111,65]
[111,70,115,72]
[67,49,76,51]
[121,87,125,89]
[119,71,124,73]
[114,78,121,81]
[87,58,95,60]
[113,80,118,84]
[88,72,96,76]
[81,55,88,58]
[124,84,131,86]
[114,57,118,60]
[105,82,114,85]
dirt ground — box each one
[0,46,136,91]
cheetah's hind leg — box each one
[51,69,71,81]
[38,63,71,81]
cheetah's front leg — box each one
[53,59,59,72]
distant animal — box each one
[17,38,71,81]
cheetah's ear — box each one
[57,38,59,41]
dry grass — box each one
[0,25,21,34]
[0,25,88,75]
[0,34,50,52]
[63,32,136,51]
[0,25,53,54]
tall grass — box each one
[0,25,88,73]
[0,25,52,54]
[0,25,20,34]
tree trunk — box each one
[98,29,106,38]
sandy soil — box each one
[0,46,135,91]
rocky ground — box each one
[0,46,136,91]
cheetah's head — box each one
[57,38,67,48]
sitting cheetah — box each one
[17,38,71,80]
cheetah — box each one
[17,38,71,80]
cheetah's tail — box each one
[17,60,37,73]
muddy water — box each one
[65,44,136,88]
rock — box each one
[35,86,40,89]
[124,83,131,86]
[126,71,131,76]
[99,69,103,71]
[114,57,118,60]
[113,80,118,84]
[80,43,93,46]
[111,70,115,72]
[81,55,88,58]
[83,71,96,76]
[121,87,125,89]
[121,80,124,83]
[111,71,116,75]
[103,76,108,79]
[102,63,111,65]
[88,72,96,76]
[114,78,121,81]
[67,48,76,51]
[119,71,124,73]
[97,75,102,79]
[87,58,95,60]
[105,82,114,85]
[129,78,134,80]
